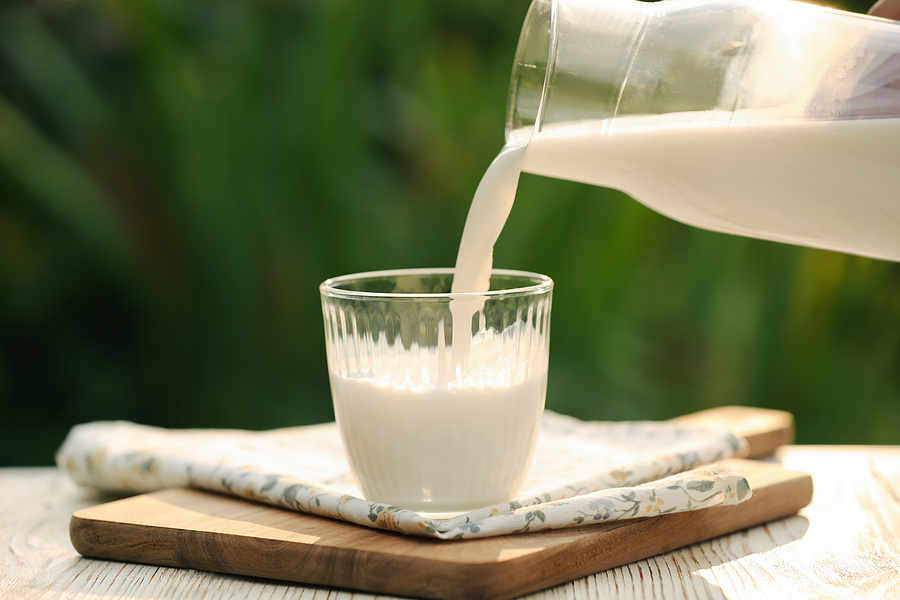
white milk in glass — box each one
[330,299,549,512]
[333,374,546,511]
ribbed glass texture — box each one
[320,268,553,511]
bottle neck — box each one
[506,0,649,145]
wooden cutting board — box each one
[69,407,806,600]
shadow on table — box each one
[680,514,811,568]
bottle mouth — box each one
[505,0,555,143]
[506,0,658,140]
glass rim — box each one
[319,268,553,300]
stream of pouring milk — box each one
[451,141,529,294]
[449,140,529,375]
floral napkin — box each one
[57,411,751,540]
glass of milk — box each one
[320,268,552,512]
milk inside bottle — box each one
[506,0,900,261]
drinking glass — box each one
[320,268,553,511]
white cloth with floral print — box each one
[57,410,751,539]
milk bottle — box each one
[505,0,900,261]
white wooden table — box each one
[3,446,899,599]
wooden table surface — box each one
[3,445,900,600]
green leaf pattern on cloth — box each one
[56,411,751,540]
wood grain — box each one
[2,446,899,599]
[68,459,812,600]
[671,405,794,458]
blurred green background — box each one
[2,0,898,467]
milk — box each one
[517,111,900,261]
[452,142,528,294]
[448,141,529,380]
[332,374,546,511]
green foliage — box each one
[1,0,898,466]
